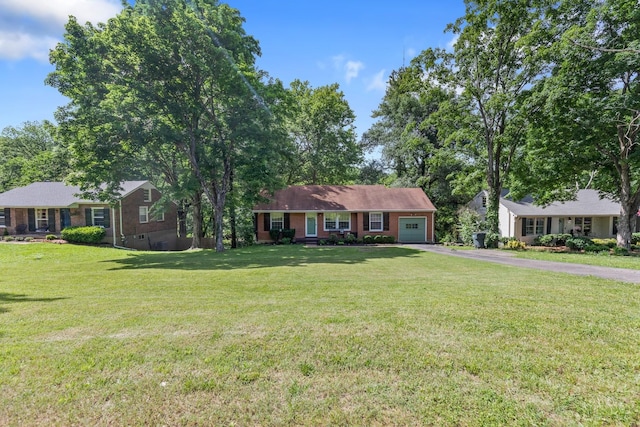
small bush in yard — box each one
[505,239,526,250]
[4,236,15,242]
[363,235,373,244]
[566,236,593,251]
[591,238,616,248]
[280,237,291,245]
[46,234,57,240]
[612,246,630,256]
[61,226,106,244]
[584,244,610,254]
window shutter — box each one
[104,208,111,228]
[546,217,552,234]
[521,218,527,236]
[86,208,92,226]
[48,208,56,232]
[28,209,36,232]
[383,212,390,231]
[263,213,270,231]
[4,208,10,227]
[284,213,290,229]
[254,213,258,234]
[363,212,369,231]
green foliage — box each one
[566,237,593,251]
[534,234,573,247]
[285,80,362,185]
[591,238,616,249]
[632,233,640,245]
[457,208,484,246]
[328,234,339,245]
[269,229,281,243]
[280,237,292,245]
[4,236,14,242]
[3,228,8,236]
[584,244,610,254]
[60,226,106,244]
[345,233,357,244]
[281,229,296,240]
[46,234,57,241]
[363,235,373,244]
[505,240,526,250]
[484,232,501,249]
[612,247,630,257]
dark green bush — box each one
[632,233,640,245]
[584,244,610,253]
[280,237,291,245]
[591,238,616,248]
[46,234,57,240]
[328,234,339,244]
[566,236,593,250]
[269,229,281,242]
[363,235,373,244]
[373,234,384,243]
[383,235,395,244]
[613,246,630,256]
[318,239,327,246]
[345,233,357,244]
[281,229,296,239]
[61,226,106,244]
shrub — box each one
[632,233,640,245]
[60,226,106,244]
[281,229,296,239]
[4,236,15,242]
[383,235,395,244]
[457,207,484,246]
[591,238,616,248]
[363,235,373,244]
[280,237,291,245]
[566,236,593,251]
[328,234,339,245]
[345,233,357,244]
[15,236,24,241]
[269,229,281,243]
[584,244,610,253]
[484,232,500,248]
[24,237,33,242]
[536,234,554,247]
[505,239,526,250]
[373,234,384,243]
[613,246,630,256]
[318,239,327,246]
[2,228,8,236]
[46,234,57,241]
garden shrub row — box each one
[318,234,395,246]
[60,226,106,244]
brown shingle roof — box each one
[253,185,436,212]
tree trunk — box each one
[229,167,237,249]
[190,192,202,250]
[214,189,226,252]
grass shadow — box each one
[104,245,424,271]
[0,293,69,314]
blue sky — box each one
[0,0,465,140]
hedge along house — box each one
[469,189,623,244]
[0,181,178,250]
[253,185,437,244]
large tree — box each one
[520,0,640,248]
[0,121,70,192]
[48,0,286,251]
[362,65,474,237]
[285,80,362,185]
[437,0,550,236]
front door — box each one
[306,213,317,237]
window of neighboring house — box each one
[139,206,149,223]
[91,208,106,227]
[481,196,487,208]
[612,217,618,235]
[270,212,284,230]
[155,210,165,222]
[0,209,5,227]
[574,217,592,235]
[324,212,350,230]
[369,212,383,231]
[35,208,48,230]
[143,188,152,202]
[524,218,545,236]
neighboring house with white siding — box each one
[469,189,622,243]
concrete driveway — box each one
[408,244,640,284]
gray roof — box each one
[501,189,620,216]
[0,181,150,208]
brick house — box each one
[0,181,178,250]
[253,185,436,244]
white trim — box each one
[323,212,351,232]
[270,212,284,230]
[398,216,427,243]
[369,211,383,232]
[139,206,149,223]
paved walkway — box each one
[407,244,640,284]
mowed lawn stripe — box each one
[0,244,638,426]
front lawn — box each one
[1,244,639,425]
[512,247,640,270]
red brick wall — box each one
[256,211,435,243]
[118,187,177,243]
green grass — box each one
[1,243,639,426]
[513,248,640,270]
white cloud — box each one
[366,69,387,92]
[0,0,122,62]
[344,60,364,83]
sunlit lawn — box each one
[1,243,639,426]
[513,247,640,270]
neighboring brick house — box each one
[0,181,178,250]
[253,185,437,244]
